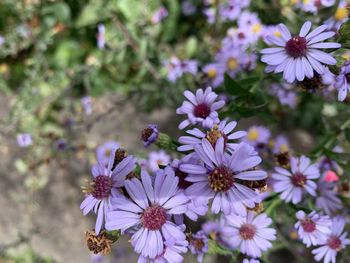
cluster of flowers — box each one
[161,0,350,104]
[80,87,350,263]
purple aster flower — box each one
[261,21,341,83]
[272,135,290,154]
[90,254,107,263]
[316,179,343,215]
[216,47,244,77]
[202,217,230,247]
[219,1,241,21]
[325,1,349,31]
[164,57,198,82]
[295,210,332,247]
[269,83,298,108]
[17,133,32,147]
[203,63,225,88]
[180,138,267,215]
[96,141,120,165]
[80,149,136,234]
[243,259,260,263]
[312,217,350,263]
[141,124,159,147]
[81,96,93,115]
[272,156,320,204]
[151,6,168,24]
[148,150,171,172]
[178,119,246,152]
[176,87,225,129]
[105,170,189,259]
[97,24,105,49]
[335,61,350,101]
[0,36,5,46]
[137,234,188,263]
[223,212,276,258]
[262,25,283,45]
[238,11,260,29]
[181,0,197,16]
[189,231,209,263]
[203,8,216,24]
[223,28,254,50]
[243,126,271,150]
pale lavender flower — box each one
[261,21,341,83]
[312,217,350,263]
[243,259,260,263]
[220,1,241,21]
[269,83,298,108]
[272,156,320,204]
[176,87,225,129]
[181,0,196,16]
[90,254,107,263]
[238,11,260,29]
[222,28,254,50]
[105,170,189,259]
[141,124,159,147]
[17,133,32,147]
[325,1,349,31]
[203,8,216,24]
[0,36,5,46]
[202,63,225,88]
[164,57,198,82]
[178,119,246,152]
[316,179,343,215]
[272,135,290,154]
[216,47,244,77]
[243,125,271,150]
[335,61,350,101]
[223,212,276,258]
[294,210,332,247]
[80,150,136,234]
[96,141,120,165]
[262,25,283,45]
[189,231,209,262]
[97,24,105,49]
[148,150,171,172]
[81,96,93,115]
[151,6,168,24]
[202,217,230,247]
[180,138,267,215]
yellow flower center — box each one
[0,63,9,74]
[290,0,299,4]
[303,0,310,4]
[207,68,217,79]
[273,30,282,37]
[342,53,350,61]
[247,129,259,141]
[227,58,238,71]
[335,7,347,21]
[252,23,262,33]
[104,149,111,157]
[280,144,289,153]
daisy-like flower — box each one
[105,170,189,259]
[271,135,290,154]
[141,124,159,147]
[202,217,230,247]
[178,119,246,152]
[137,235,188,263]
[272,155,320,204]
[325,0,349,31]
[148,150,171,172]
[316,179,343,215]
[180,137,267,215]
[243,126,271,150]
[97,24,105,49]
[216,47,244,77]
[312,217,350,263]
[223,212,276,258]
[203,8,216,24]
[335,61,350,101]
[202,63,225,88]
[96,141,120,165]
[294,210,332,247]
[181,0,196,16]
[164,57,198,83]
[261,21,341,83]
[16,133,32,147]
[219,1,241,21]
[243,259,260,263]
[189,231,209,263]
[176,87,225,130]
[80,150,136,234]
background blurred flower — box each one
[16,133,32,147]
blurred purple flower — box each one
[105,170,189,259]
[164,56,198,82]
[203,63,225,88]
[97,24,105,49]
[0,36,5,46]
[141,124,159,147]
[151,6,168,24]
[189,231,208,262]
[272,135,290,154]
[181,0,196,16]
[81,96,93,115]
[335,61,350,101]
[261,21,340,83]
[148,150,171,172]
[316,179,343,215]
[223,212,276,258]
[243,125,271,150]
[219,1,241,21]
[203,8,216,24]
[272,156,320,204]
[17,133,32,147]
[295,210,332,247]
[96,141,120,165]
[176,87,225,129]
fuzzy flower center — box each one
[291,172,307,187]
[142,205,167,230]
[112,148,127,170]
[227,58,238,71]
[327,236,342,250]
[239,224,256,240]
[208,167,234,192]
[206,125,228,147]
[238,32,246,39]
[175,169,192,189]
[247,129,259,141]
[273,30,282,38]
[285,36,307,58]
[207,68,217,78]
[335,7,347,21]
[92,175,112,199]
[193,103,211,118]
[301,218,316,233]
[191,238,205,251]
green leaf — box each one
[345,128,350,142]
[224,74,248,96]
[323,148,350,163]
[207,239,233,256]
